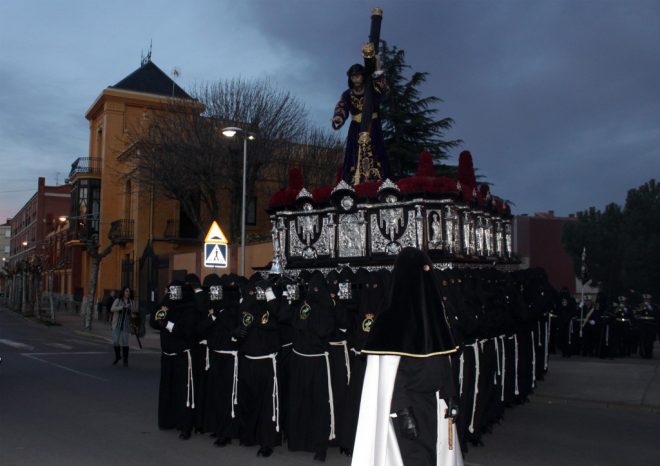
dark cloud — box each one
[1,0,658,221]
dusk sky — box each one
[1,0,659,222]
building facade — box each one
[67,59,273,316]
[0,220,11,295]
[514,211,579,293]
[6,177,71,313]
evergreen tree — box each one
[379,41,461,177]
[562,179,660,302]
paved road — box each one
[1,307,658,466]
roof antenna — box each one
[171,67,181,97]
[141,40,153,66]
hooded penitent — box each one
[362,247,458,357]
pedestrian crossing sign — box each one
[205,243,228,268]
[204,221,229,268]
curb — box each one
[531,393,660,413]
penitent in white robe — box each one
[352,354,463,466]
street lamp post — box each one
[221,127,255,276]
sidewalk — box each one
[25,307,162,351]
[534,351,660,410]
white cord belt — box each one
[544,321,549,371]
[568,319,574,346]
[162,350,195,409]
[493,337,501,381]
[330,340,351,385]
[200,340,210,371]
[244,352,280,432]
[350,347,361,355]
[459,351,464,396]
[512,335,519,396]
[499,336,506,402]
[292,348,336,440]
[468,342,480,434]
[185,349,195,409]
[214,350,239,418]
[547,314,554,362]
[531,330,536,388]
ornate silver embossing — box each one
[338,213,364,257]
[297,214,318,245]
[462,211,476,255]
[444,205,457,254]
[331,180,354,194]
[386,241,402,255]
[289,219,305,257]
[475,215,485,256]
[314,216,331,256]
[415,205,424,249]
[327,214,336,259]
[504,221,512,258]
[370,213,387,254]
[270,219,285,271]
[296,188,313,200]
[399,211,418,249]
[302,246,317,259]
[338,282,352,300]
[494,221,503,257]
[209,286,223,301]
[277,217,287,267]
[484,216,494,256]
[340,196,354,211]
[380,207,404,241]
[428,209,443,250]
[378,178,400,194]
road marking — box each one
[45,342,74,350]
[0,338,34,350]
[21,353,108,382]
[26,351,106,356]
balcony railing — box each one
[70,214,100,243]
[109,219,134,243]
[67,157,102,182]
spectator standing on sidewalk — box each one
[111,287,138,367]
[102,290,117,322]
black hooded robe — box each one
[287,273,336,456]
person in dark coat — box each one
[186,273,209,434]
[557,287,578,358]
[235,276,282,457]
[150,280,199,440]
[635,293,659,359]
[325,270,351,454]
[341,269,388,457]
[198,273,240,446]
[353,248,461,466]
[287,272,336,462]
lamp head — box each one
[221,126,242,138]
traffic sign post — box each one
[204,221,229,269]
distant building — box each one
[514,211,580,294]
[0,220,11,293]
[6,177,71,312]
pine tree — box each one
[379,41,462,177]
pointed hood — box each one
[362,248,458,357]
